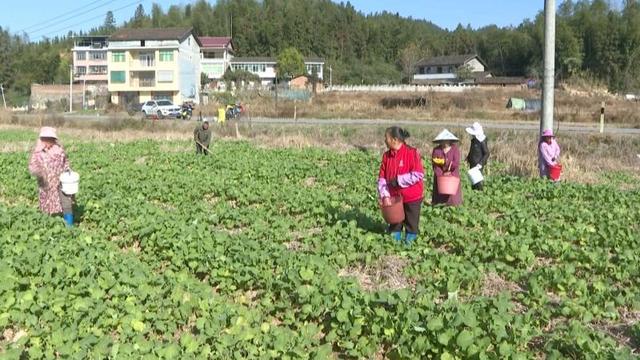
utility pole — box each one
[329,65,333,90]
[69,65,73,113]
[0,84,7,109]
[541,0,556,133]
[82,77,86,110]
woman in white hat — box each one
[465,122,490,190]
[431,129,463,206]
[28,127,74,226]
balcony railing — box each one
[139,78,156,87]
[130,59,156,68]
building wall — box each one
[108,39,192,104]
[177,34,201,104]
[465,58,485,72]
[73,49,108,82]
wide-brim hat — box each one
[39,127,58,139]
[433,129,459,142]
[541,129,554,137]
[465,122,482,136]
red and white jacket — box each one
[377,144,425,203]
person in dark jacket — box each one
[377,126,425,245]
[194,119,212,155]
[465,122,490,190]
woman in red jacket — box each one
[377,127,425,245]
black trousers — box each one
[389,199,422,234]
[472,181,484,190]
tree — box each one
[103,11,116,33]
[132,5,146,28]
[455,64,474,82]
[276,47,305,81]
[399,42,429,83]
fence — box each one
[325,84,477,93]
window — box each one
[157,100,173,106]
[76,51,86,60]
[89,66,107,74]
[112,51,125,62]
[139,53,155,67]
[306,64,322,75]
[153,93,173,101]
[159,50,173,62]
[157,70,173,83]
[75,66,86,75]
[141,40,145,47]
[110,71,126,83]
[437,66,443,74]
[89,51,106,60]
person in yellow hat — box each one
[28,127,74,226]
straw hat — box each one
[39,127,58,139]
[433,129,459,142]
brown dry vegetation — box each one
[197,88,640,127]
[1,112,638,186]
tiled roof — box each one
[416,54,483,67]
[110,27,201,45]
[199,36,233,49]
[231,57,325,64]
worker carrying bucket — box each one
[431,129,463,206]
[377,126,424,246]
[538,129,562,181]
[28,127,76,227]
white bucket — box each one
[467,167,484,185]
[60,170,80,195]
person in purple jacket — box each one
[538,129,561,179]
[431,129,463,206]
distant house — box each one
[229,57,325,86]
[107,27,202,106]
[413,54,491,84]
[73,36,109,84]
[290,75,323,92]
[199,36,235,81]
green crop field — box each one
[0,129,639,359]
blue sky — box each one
[0,0,545,41]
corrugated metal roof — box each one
[110,27,201,46]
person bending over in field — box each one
[194,118,212,155]
[465,122,490,191]
[377,126,425,245]
[431,129,463,206]
[28,127,74,226]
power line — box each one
[19,0,106,32]
[27,0,120,37]
[33,0,143,42]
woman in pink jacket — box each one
[538,129,561,180]
[28,127,74,226]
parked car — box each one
[141,100,181,118]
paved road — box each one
[14,113,640,135]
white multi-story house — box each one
[229,57,324,86]
[107,27,201,106]
[72,36,109,84]
[200,36,234,82]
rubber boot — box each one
[63,213,74,227]
[405,232,417,246]
[390,231,402,243]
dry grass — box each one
[195,88,640,126]
[339,255,415,292]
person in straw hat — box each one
[538,129,561,179]
[431,129,463,206]
[465,122,490,191]
[28,127,74,226]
